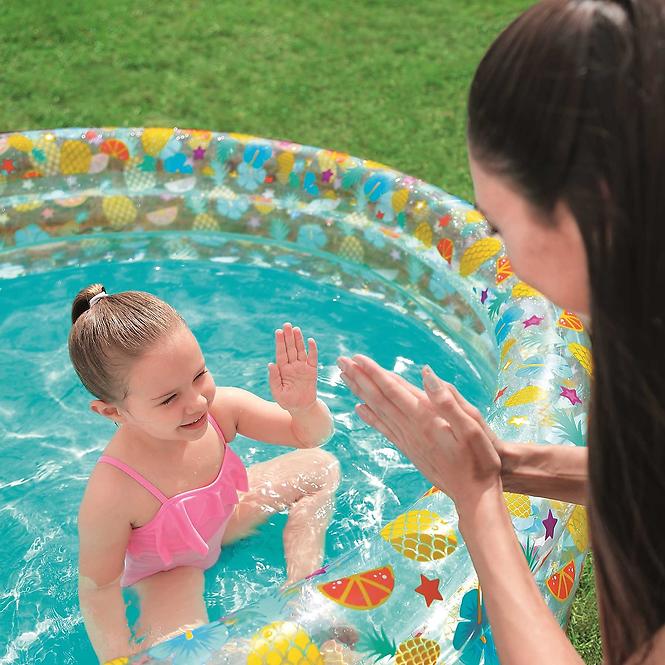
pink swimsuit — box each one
[98,414,249,587]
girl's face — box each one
[92,325,217,442]
[469,153,591,318]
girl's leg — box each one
[222,447,341,585]
[130,566,208,651]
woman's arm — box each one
[337,355,586,665]
[498,440,588,505]
[458,487,584,665]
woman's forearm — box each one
[458,487,584,665]
[499,441,588,505]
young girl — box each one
[69,284,339,664]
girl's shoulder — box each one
[209,386,245,443]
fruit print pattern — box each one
[1,128,590,665]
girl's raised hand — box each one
[269,323,319,412]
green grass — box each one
[0,0,601,661]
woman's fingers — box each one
[283,322,297,363]
[346,354,420,416]
[293,327,307,362]
[422,367,484,443]
[355,403,400,444]
[423,366,496,442]
[338,364,407,430]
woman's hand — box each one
[337,354,502,509]
[270,322,319,413]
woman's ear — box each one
[90,399,123,426]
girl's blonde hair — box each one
[68,284,186,403]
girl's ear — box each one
[90,399,124,425]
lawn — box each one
[0,0,602,662]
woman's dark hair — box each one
[468,1,665,663]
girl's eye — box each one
[162,394,176,406]
[196,370,208,380]
[161,370,207,406]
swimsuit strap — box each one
[98,455,169,504]
[97,413,225,503]
[206,412,227,444]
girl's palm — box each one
[269,323,318,411]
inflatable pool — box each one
[0,128,591,664]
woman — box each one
[338,1,665,663]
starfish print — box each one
[560,386,582,405]
[192,146,206,160]
[415,574,443,607]
[438,214,451,227]
[523,315,544,328]
[2,159,15,174]
[542,509,558,539]
[508,416,529,427]
[494,386,508,402]
[321,169,334,183]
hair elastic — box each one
[89,292,109,307]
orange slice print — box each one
[100,139,130,161]
[546,559,576,601]
[557,311,585,332]
[496,256,513,284]
[318,566,395,610]
[437,238,453,264]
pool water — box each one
[0,244,490,664]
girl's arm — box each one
[214,386,334,448]
[498,440,588,505]
[214,323,334,448]
[78,473,136,663]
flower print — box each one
[145,622,229,664]
[237,161,265,191]
[297,224,327,251]
[14,223,50,246]
[363,174,391,202]
[216,192,250,220]
[453,587,500,665]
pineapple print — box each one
[338,236,365,263]
[193,212,219,231]
[568,343,593,376]
[141,127,173,156]
[459,237,502,277]
[102,195,137,229]
[381,509,457,561]
[60,140,92,174]
[567,505,589,552]
[277,152,295,184]
[511,282,541,298]
[392,188,409,213]
[124,156,156,191]
[414,222,433,248]
[360,627,441,665]
[31,136,60,176]
[8,133,33,153]
[504,385,546,407]
[504,492,532,519]
[247,621,324,665]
